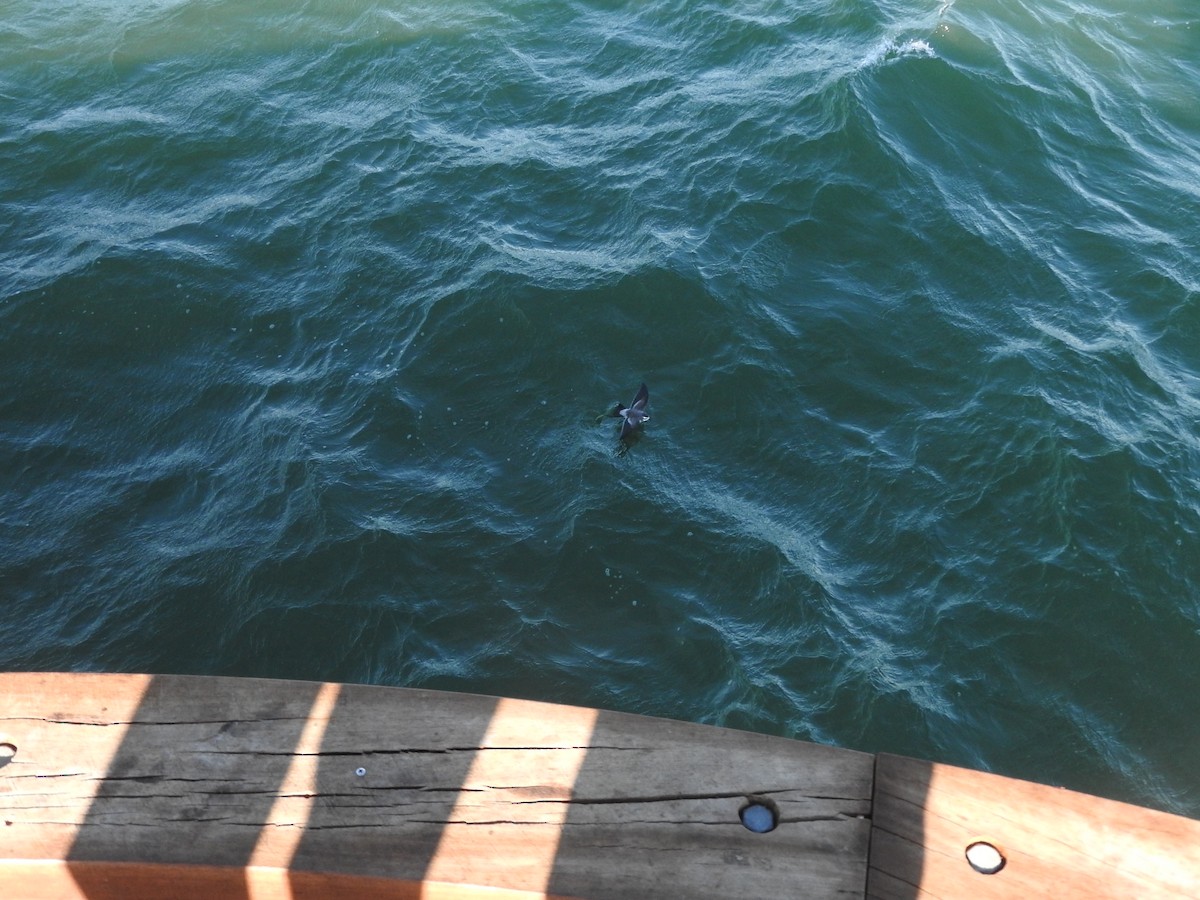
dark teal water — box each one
[3,0,1199,816]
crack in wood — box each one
[514,790,818,805]
[201,745,639,757]
[784,813,867,823]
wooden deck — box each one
[0,673,1197,898]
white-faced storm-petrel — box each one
[608,383,650,442]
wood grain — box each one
[868,753,1200,899]
[0,673,873,899]
[7,674,1197,899]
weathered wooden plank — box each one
[0,673,874,899]
[868,753,1200,899]
[0,861,571,899]
[544,704,871,899]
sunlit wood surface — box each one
[0,673,871,899]
[868,753,1200,899]
[2,673,1199,898]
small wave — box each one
[861,36,937,70]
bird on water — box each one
[608,383,650,443]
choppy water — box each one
[3,0,1199,816]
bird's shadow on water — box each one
[592,410,644,459]
[615,431,643,458]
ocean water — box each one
[2,0,1199,817]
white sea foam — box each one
[862,35,938,70]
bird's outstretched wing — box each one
[619,384,650,440]
[631,383,649,410]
